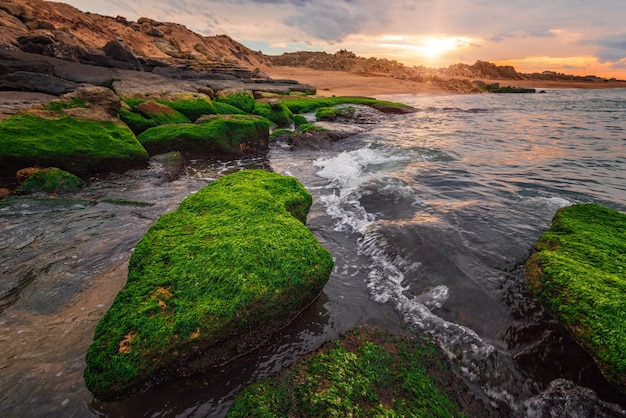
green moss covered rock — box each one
[136,114,270,159]
[216,88,256,113]
[154,93,217,121]
[281,96,415,114]
[228,326,484,417]
[136,100,191,125]
[253,102,295,128]
[214,101,248,115]
[16,167,83,194]
[84,170,334,400]
[526,203,626,392]
[119,107,158,135]
[0,114,149,177]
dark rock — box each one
[102,40,143,71]
[0,71,79,95]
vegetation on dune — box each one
[0,113,148,177]
[84,170,334,400]
[526,203,626,392]
[227,326,469,417]
[16,167,84,194]
[136,114,269,158]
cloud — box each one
[586,33,626,63]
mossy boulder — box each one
[526,203,626,392]
[154,93,217,121]
[253,102,295,128]
[136,114,270,159]
[281,96,415,115]
[84,170,334,400]
[228,326,488,417]
[136,100,191,125]
[213,101,248,115]
[216,88,256,113]
[119,107,158,135]
[15,167,83,194]
[0,113,149,177]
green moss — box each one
[297,123,326,133]
[136,101,191,125]
[253,102,295,128]
[216,90,256,113]
[16,167,83,194]
[269,129,293,143]
[293,114,308,127]
[136,115,269,158]
[122,98,145,110]
[45,97,87,111]
[214,101,248,115]
[227,327,464,417]
[0,114,148,177]
[155,98,217,121]
[314,107,341,121]
[84,170,334,400]
[281,96,413,114]
[119,108,158,135]
[526,203,626,391]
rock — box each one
[0,71,79,95]
[58,85,122,118]
[15,166,42,184]
[136,100,191,125]
[0,188,10,198]
[150,151,186,182]
[15,167,83,194]
[526,204,626,393]
[102,40,143,71]
[215,88,255,113]
[84,169,334,400]
[0,113,148,177]
[137,114,269,159]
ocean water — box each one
[1,88,625,417]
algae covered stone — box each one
[136,114,269,159]
[16,167,83,194]
[227,326,482,417]
[84,170,334,400]
[0,113,148,177]
[526,203,626,392]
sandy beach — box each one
[265,66,626,97]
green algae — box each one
[216,90,256,113]
[119,107,158,135]
[293,114,308,128]
[227,327,467,417]
[136,100,191,125]
[84,170,333,400]
[0,113,148,177]
[155,98,217,121]
[214,101,248,115]
[526,203,626,392]
[280,96,413,114]
[253,102,295,128]
[15,167,83,194]
[136,114,269,158]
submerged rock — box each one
[526,204,626,393]
[84,169,334,400]
[15,167,83,194]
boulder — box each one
[102,40,143,71]
[526,204,626,393]
[137,114,269,158]
[0,113,148,177]
[215,88,256,113]
[0,71,79,95]
[136,100,191,125]
[15,167,83,194]
[84,169,334,400]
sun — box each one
[419,37,460,58]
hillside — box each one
[0,0,267,68]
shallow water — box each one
[1,89,626,416]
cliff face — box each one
[0,0,267,68]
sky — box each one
[59,0,626,78]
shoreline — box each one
[265,66,626,97]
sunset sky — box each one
[60,0,626,78]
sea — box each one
[0,88,625,417]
